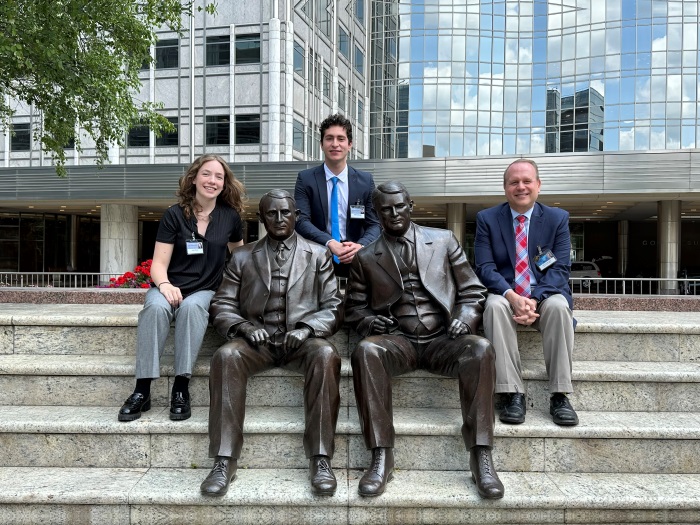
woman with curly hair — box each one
[119,155,246,422]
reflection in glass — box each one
[369,0,699,158]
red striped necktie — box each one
[514,215,531,297]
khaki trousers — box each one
[483,293,574,394]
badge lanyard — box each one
[186,231,204,255]
[350,199,366,219]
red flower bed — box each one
[107,259,153,288]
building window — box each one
[293,119,304,153]
[206,35,230,66]
[235,114,261,144]
[338,26,350,59]
[308,47,314,85]
[323,67,331,99]
[127,125,149,147]
[351,91,357,120]
[315,54,322,92]
[64,136,75,150]
[338,83,346,114]
[354,45,364,75]
[206,115,230,145]
[156,117,178,147]
[235,34,260,64]
[155,39,179,69]
[317,0,331,36]
[307,120,315,159]
[358,98,364,126]
[294,42,304,77]
[10,123,31,151]
[355,0,364,24]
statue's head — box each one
[257,189,299,241]
[372,181,413,237]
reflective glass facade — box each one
[370,0,700,158]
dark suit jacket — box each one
[210,234,343,339]
[474,202,573,309]
[294,164,380,247]
[344,224,487,337]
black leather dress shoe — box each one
[170,391,191,421]
[310,455,337,495]
[118,393,151,422]
[550,393,579,426]
[469,446,505,499]
[358,447,394,497]
[200,457,237,496]
[499,392,526,424]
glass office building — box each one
[370,0,700,158]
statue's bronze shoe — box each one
[358,447,394,497]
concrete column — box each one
[100,204,138,277]
[617,220,628,277]
[657,200,681,295]
[284,19,294,160]
[268,18,281,160]
[446,203,466,247]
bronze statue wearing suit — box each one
[200,189,343,497]
[345,181,504,499]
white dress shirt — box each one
[324,163,349,241]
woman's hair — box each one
[176,154,245,218]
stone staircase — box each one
[1,304,700,524]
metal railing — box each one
[0,272,121,288]
[569,277,700,295]
[1,272,699,296]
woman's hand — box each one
[159,282,183,307]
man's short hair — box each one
[372,181,411,209]
[259,189,296,215]
[320,113,353,143]
[503,159,540,184]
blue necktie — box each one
[331,176,340,264]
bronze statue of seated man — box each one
[200,189,343,497]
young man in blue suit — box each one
[294,114,380,277]
[475,159,578,426]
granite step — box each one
[2,406,699,475]
[3,305,700,363]
[0,466,698,525]
[1,353,699,412]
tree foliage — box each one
[0,1,214,176]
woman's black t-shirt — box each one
[155,203,243,296]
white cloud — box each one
[651,35,667,67]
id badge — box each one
[186,240,204,255]
[350,204,365,219]
[535,247,556,271]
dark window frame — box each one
[206,115,230,145]
[155,117,179,147]
[235,34,261,64]
[293,119,304,153]
[10,123,31,151]
[127,125,150,148]
[234,114,261,145]
[323,67,331,98]
[338,83,346,114]
[206,35,230,66]
[293,41,305,77]
[338,26,350,58]
[355,0,365,24]
[155,38,179,69]
[354,44,365,75]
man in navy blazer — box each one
[475,159,578,427]
[295,114,380,276]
